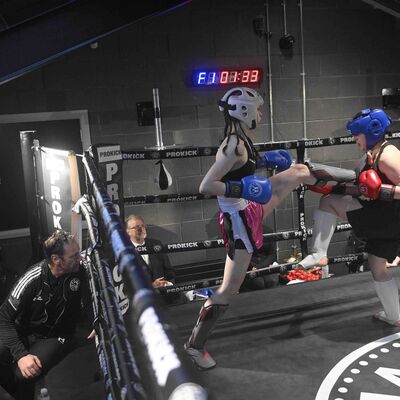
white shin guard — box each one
[299,209,337,269]
[374,279,400,323]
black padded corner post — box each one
[20,130,42,263]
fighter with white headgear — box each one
[184,87,318,369]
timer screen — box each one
[193,68,262,86]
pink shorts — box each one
[219,201,264,259]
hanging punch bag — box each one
[155,159,172,190]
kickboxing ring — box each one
[22,129,400,400]
[22,128,399,400]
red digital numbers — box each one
[220,71,229,84]
[219,69,260,85]
[241,70,250,83]
[195,68,261,86]
[229,71,238,83]
[250,69,259,82]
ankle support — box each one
[298,253,327,269]
[374,279,400,322]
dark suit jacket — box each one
[142,238,175,283]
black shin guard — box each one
[188,304,228,349]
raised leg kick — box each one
[298,162,358,269]
[306,161,356,186]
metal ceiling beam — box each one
[0,0,191,85]
[362,0,400,18]
[0,1,77,30]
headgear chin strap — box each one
[346,108,391,149]
[218,87,264,130]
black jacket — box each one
[0,260,89,362]
[139,238,175,282]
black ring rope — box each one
[77,196,145,400]
[124,192,216,205]
[83,262,117,399]
[136,223,352,255]
[121,133,398,262]
[82,152,208,400]
[121,132,400,160]
[121,132,400,206]
[122,186,318,205]
[158,252,368,295]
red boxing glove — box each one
[306,183,347,196]
[358,169,381,200]
[307,184,334,195]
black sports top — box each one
[362,141,393,185]
[221,134,258,182]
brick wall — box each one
[1,0,400,271]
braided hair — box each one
[221,108,261,162]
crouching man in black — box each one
[0,230,93,400]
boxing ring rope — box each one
[121,131,400,290]
[122,133,361,254]
[158,252,368,296]
[122,132,400,161]
[81,152,208,400]
[124,193,215,206]
[135,222,353,254]
[76,196,145,400]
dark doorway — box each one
[0,119,82,231]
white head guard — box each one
[218,87,264,129]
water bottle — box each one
[321,265,330,279]
[37,387,50,400]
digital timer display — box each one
[193,68,262,86]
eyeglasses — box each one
[127,224,146,231]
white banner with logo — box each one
[35,146,82,247]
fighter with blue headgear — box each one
[299,106,400,329]
[305,108,392,192]
[346,108,391,149]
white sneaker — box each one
[184,343,216,370]
[297,255,329,270]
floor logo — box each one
[316,332,400,399]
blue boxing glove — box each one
[225,175,272,204]
[257,150,292,172]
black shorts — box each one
[0,334,79,383]
[347,199,400,262]
[0,334,81,400]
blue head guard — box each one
[346,108,391,149]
